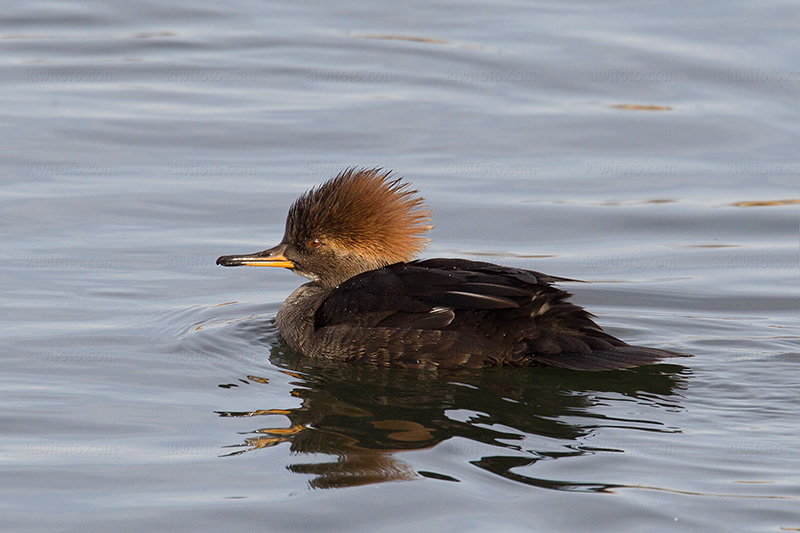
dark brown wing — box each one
[315,258,686,370]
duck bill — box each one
[216,243,294,268]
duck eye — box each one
[306,238,322,249]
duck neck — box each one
[275,282,330,354]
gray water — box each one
[3,0,799,531]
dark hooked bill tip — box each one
[216,255,244,266]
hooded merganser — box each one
[217,168,687,370]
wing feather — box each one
[312,258,687,369]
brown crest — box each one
[286,168,433,264]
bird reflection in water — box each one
[216,342,689,490]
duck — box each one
[217,167,687,370]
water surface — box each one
[3,0,799,531]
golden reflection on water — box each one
[731,199,800,207]
[611,104,673,111]
[216,344,689,490]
